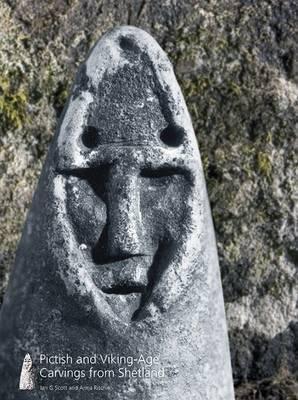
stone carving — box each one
[0,26,234,399]
[19,353,34,390]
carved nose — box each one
[106,171,143,260]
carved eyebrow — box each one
[140,166,189,178]
[56,164,111,178]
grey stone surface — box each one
[0,27,234,399]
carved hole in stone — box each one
[81,126,100,148]
[119,36,139,52]
[160,124,184,147]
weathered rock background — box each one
[0,0,297,398]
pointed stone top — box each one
[56,26,198,171]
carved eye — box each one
[160,124,185,147]
[81,126,100,148]
[65,174,107,248]
[69,166,110,201]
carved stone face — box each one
[0,27,234,400]
[22,354,32,371]
[53,27,203,322]
[63,129,192,319]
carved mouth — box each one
[101,284,145,295]
[91,255,153,295]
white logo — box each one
[19,353,35,390]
